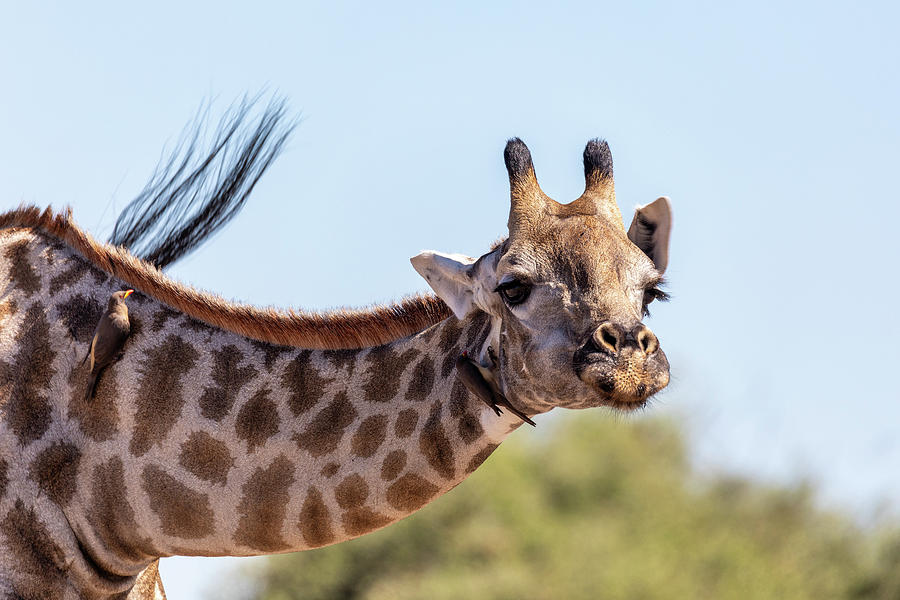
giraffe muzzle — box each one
[572,322,670,408]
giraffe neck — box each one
[72,302,519,571]
[0,227,523,595]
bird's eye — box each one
[495,279,531,306]
[642,286,670,317]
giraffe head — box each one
[413,138,672,414]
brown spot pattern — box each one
[88,458,155,563]
[386,473,440,512]
[282,350,333,415]
[293,392,358,457]
[127,312,143,339]
[405,356,435,402]
[183,316,215,335]
[234,455,295,552]
[0,500,66,598]
[334,473,390,537]
[322,348,358,376]
[48,258,106,294]
[417,321,440,343]
[362,346,418,403]
[466,444,499,473]
[151,306,180,331]
[465,312,491,349]
[250,340,293,370]
[441,344,461,378]
[438,318,464,353]
[67,358,120,442]
[178,431,234,485]
[199,345,258,421]
[130,335,199,457]
[57,293,103,342]
[381,450,407,481]
[142,464,214,539]
[29,442,81,506]
[342,508,391,537]
[298,487,335,548]
[351,414,388,458]
[335,474,369,509]
[236,388,280,452]
[0,304,56,446]
[458,411,484,444]
[46,235,66,252]
[419,401,456,480]
[395,408,419,438]
[0,458,8,499]
[321,462,340,478]
[448,378,470,417]
[5,238,40,294]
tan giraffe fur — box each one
[0,138,672,599]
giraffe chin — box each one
[599,392,653,412]
[587,379,665,412]
[574,350,670,412]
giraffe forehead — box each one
[502,215,645,285]
[497,224,656,325]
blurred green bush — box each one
[218,413,899,600]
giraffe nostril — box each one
[592,322,622,354]
[603,330,617,347]
[634,326,659,355]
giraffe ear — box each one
[411,251,478,318]
[627,196,672,274]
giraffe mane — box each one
[1,205,452,349]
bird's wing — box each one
[88,334,97,372]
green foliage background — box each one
[217,414,900,600]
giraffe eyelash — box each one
[642,281,670,318]
[644,287,670,303]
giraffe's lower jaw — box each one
[574,352,670,411]
[607,369,669,410]
[573,369,669,412]
[600,392,654,412]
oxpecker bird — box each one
[83,289,133,400]
[455,348,536,427]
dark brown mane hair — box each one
[1,205,452,349]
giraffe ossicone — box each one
[0,137,672,599]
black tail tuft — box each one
[109,94,297,269]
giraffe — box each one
[0,138,672,599]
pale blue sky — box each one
[2,1,899,598]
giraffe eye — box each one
[642,286,670,317]
[495,279,531,306]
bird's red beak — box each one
[123,289,134,299]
